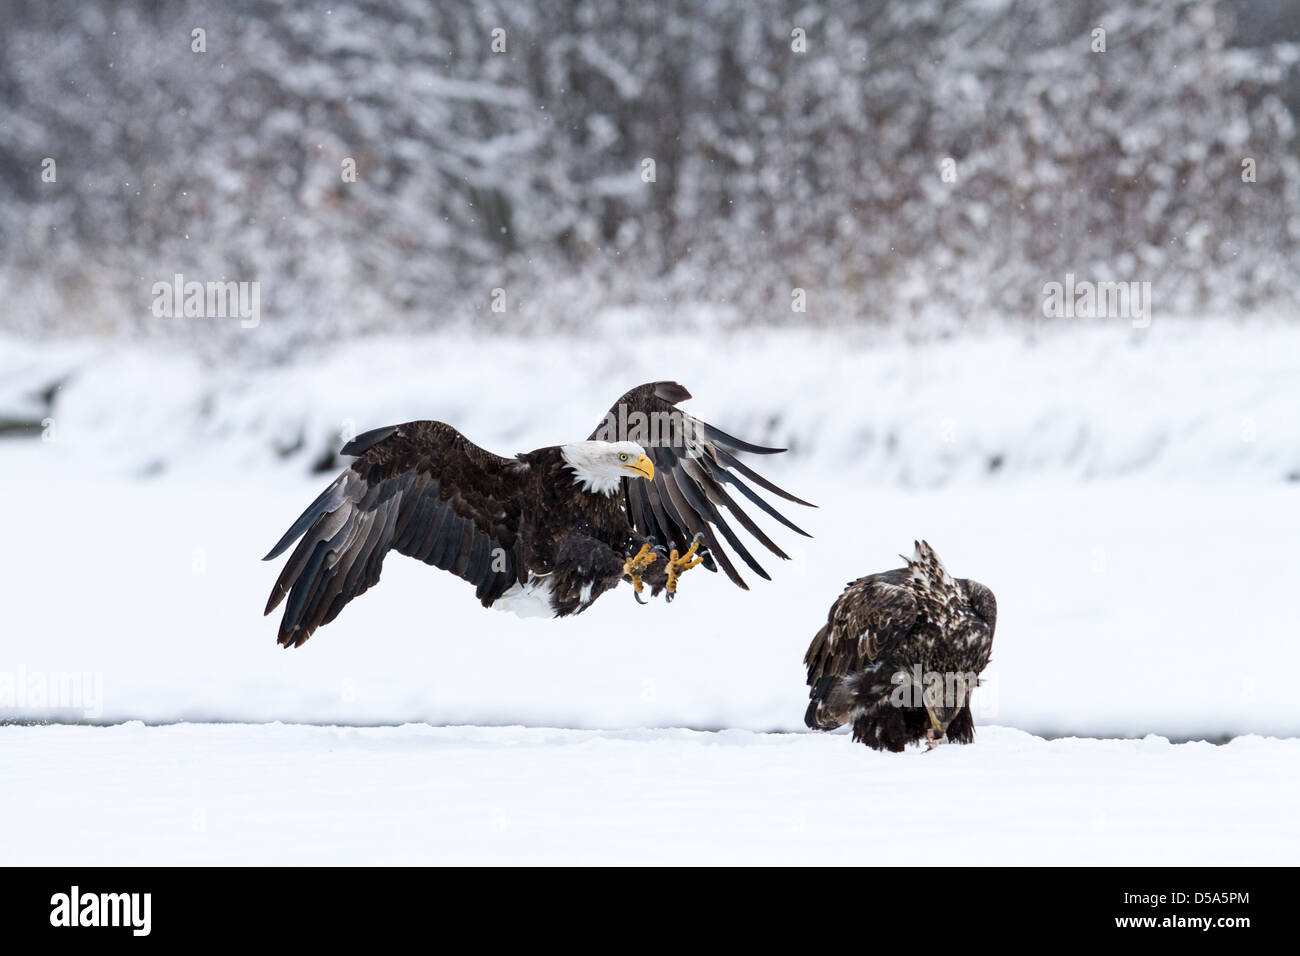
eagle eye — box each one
[618,453,629,462]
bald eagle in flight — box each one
[264,382,813,646]
[804,542,996,751]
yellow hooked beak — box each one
[623,454,654,480]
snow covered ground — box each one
[3,319,1300,738]
[2,319,1297,863]
[2,462,1299,739]
[3,722,1295,865]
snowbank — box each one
[4,317,1300,487]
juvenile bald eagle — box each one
[804,541,996,751]
[264,382,813,646]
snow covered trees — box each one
[1,0,1297,351]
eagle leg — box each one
[665,533,706,598]
[622,543,659,600]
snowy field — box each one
[3,723,1296,865]
[3,465,1300,739]
[2,319,1298,863]
[3,319,1299,737]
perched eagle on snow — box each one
[264,382,813,646]
[804,541,996,751]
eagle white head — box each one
[560,440,654,496]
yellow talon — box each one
[665,538,705,595]
[622,543,658,594]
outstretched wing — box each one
[263,421,527,647]
[804,570,918,684]
[589,381,814,589]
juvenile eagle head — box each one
[561,440,654,495]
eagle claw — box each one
[623,543,659,601]
[665,533,706,597]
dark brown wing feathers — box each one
[590,381,814,589]
[804,572,919,684]
[263,421,526,646]
[963,578,998,631]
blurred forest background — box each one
[2,0,1299,357]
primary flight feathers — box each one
[263,381,813,646]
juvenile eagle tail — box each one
[805,674,853,731]
[903,539,954,590]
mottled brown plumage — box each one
[804,541,997,752]
[263,382,813,646]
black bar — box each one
[0,867,1271,942]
